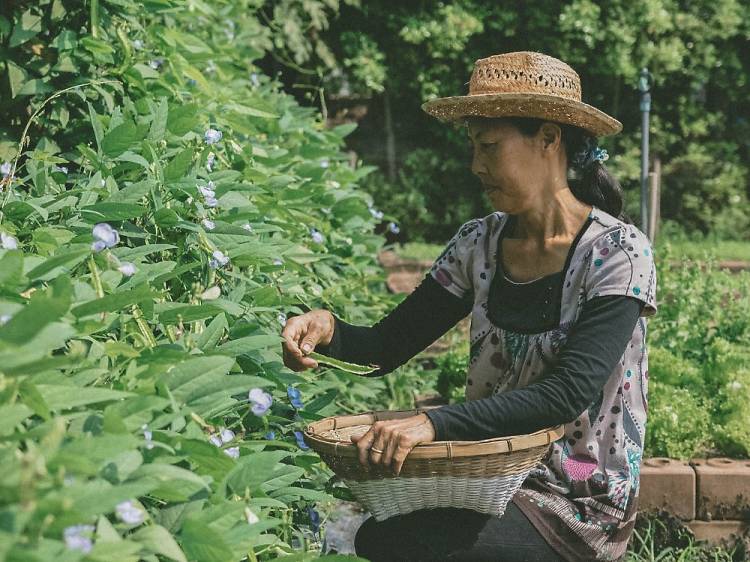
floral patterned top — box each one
[427,205,658,561]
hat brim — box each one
[421,92,622,137]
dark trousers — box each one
[354,501,565,562]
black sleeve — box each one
[314,273,473,377]
[423,295,645,442]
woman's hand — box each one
[281,309,335,371]
[281,309,335,372]
[351,414,436,476]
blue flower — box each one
[287,386,304,409]
[204,128,223,145]
[388,222,400,234]
[294,430,309,450]
[310,228,325,244]
[248,388,273,416]
[264,430,276,440]
[63,524,95,553]
[91,223,119,252]
[0,162,11,178]
[307,506,320,534]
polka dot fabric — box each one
[585,223,657,318]
[428,205,658,561]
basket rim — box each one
[303,408,565,460]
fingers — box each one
[356,425,378,466]
[280,315,320,371]
[353,420,420,476]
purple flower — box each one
[287,386,304,410]
[116,500,145,525]
[249,388,273,416]
[310,228,325,244]
[1,232,18,250]
[63,524,95,553]
[209,249,229,269]
[224,446,240,459]
[92,223,120,252]
[369,207,384,220]
[264,430,276,440]
[388,222,400,234]
[118,262,137,277]
[204,128,223,145]
[198,182,215,198]
[149,58,163,70]
[294,430,309,450]
[201,218,215,231]
[277,312,287,327]
[1,162,11,178]
[219,427,235,443]
[209,434,223,447]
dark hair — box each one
[466,116,633,224]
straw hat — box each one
[422,51,622,137]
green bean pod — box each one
[307,351,380,374]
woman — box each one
[281,51,657,562]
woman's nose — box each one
[470,149,485,177]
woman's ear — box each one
[539,122,562,151]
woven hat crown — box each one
[422,50,622,137]
[469,52,582,102]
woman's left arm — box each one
[424,294,645,442]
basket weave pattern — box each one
[305,409,565,522]
[471,53,582,100]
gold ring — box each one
[370,446,384,454]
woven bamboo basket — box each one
[304,408,565,521]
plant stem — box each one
[131,305,157,348]
[90,0,100,38]
[88,256,104,298]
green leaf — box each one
[0,279,71,345]
[158,304,223,324]
[71,284,155,317]
[9,9,42,47]
[81,202,144,221]
[130,525,187,562]
[163,148,193,182]
[195,313,227,350]
[6,60,27,98]
[25,247,89,281]
[149,98,169,141]
[225,451,290,494]
[0,250,24,287]
[102,121,138,157]
[18,380,51,420]
[214,334,283,356]
[167,104,198,136]
[35,385,134,410]
[131,464,210,502]
[180,519,233,562]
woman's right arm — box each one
[281,273,473,376]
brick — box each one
[691,458,750,520]
[639,457,695,520]
[685,520,749,548]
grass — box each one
[625,513,743,561]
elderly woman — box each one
[281,51,657,562]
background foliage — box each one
[271,0,750,242]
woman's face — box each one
[467,117,562,213]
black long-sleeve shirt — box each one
[314,269,643,442]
